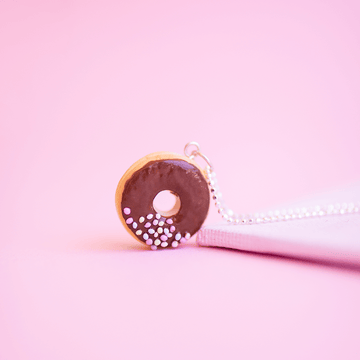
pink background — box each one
[1,1,360,359]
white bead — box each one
[139,217,145,223]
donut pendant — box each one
[115,151,210,250]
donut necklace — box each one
[115,142,360,250]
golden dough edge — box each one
[115,151,208,244]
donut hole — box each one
[153,190,181,217]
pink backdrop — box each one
[1,1,360,359]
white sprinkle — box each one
[123,207,131,215]
[154,239,161,246]
[166,219,173,224]
[143,233,149,240]
[136,230,142,236]
[185,232,191,240]
[139,217,145,223]
[161,242,168,248]
[157,227,163,234]
[156,214,161,219]
[148,229,155,234]
[172,241,178,248]
[147,214,154,220]
[152,219,158,226]
[164,228,169,235]
[175,233,181,241]
[167,233,172,238]
[132,222,138,229]
[154,232,158,238]
[159,221,165,226]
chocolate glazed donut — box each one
[115,152,210,250]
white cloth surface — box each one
[197,183,360,265]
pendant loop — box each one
[191,151,214,171]
[184,141,214,171]
[184,141,201,158]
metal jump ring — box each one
[184,141,201,158]
[193,151,214,171]
[184,142,214,171]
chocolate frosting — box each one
[121,158,210,248]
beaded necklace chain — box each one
[184,141,360,225]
